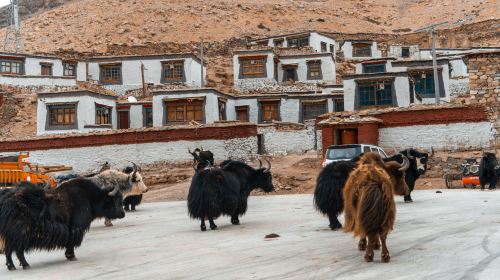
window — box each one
[218,98,227,121]
[63,62,77,76]
[307,60,322,80]
[166,100,204,123]
[260,101,280,123]
[47,104,77,129]
[412,73,436,98]
[100,64,122,84]
[401,47,410,58]
[282,66,298,82]
[330,44,334,53]
[40,63,53,76]
[240,57,266,78]
[334,98,344,112]
[162,60,185,83]
[362,63,386,74]
[321,42,327,52]
[95,104,112,125]
[143,106,153,127]
[363,146,371,153]
[274,39,284,47]
[288,37,309,48]
[235,106,249,122]
[358,81,392,108]
[302,101,327,121]
[0,59,23,74]
[353,43,372,57]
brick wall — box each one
[357,123,379,145]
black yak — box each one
[343,153,409,263]
[385,148,432,202]
[0,179,125,270]
[479,152,499,191]
[187,159,274,231]
[189,148,215,170]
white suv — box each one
[322,144,388,167]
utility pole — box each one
[415,21,448,105]
[4,0,24,53]
[200,36,205,87]
[140,63,146,98]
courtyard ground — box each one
[4,190,500,280]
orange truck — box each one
[0,152,55,188]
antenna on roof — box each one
[3,0,24,53]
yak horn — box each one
[108,187,120,197]
[398,155,410,171]
[188,148,192,154]
[258,159,263,169]
[430,147,435,157]
[265,159,272,172]
[405,149,415,159]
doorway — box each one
[118,110,130,129]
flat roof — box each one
[37,89,118,99]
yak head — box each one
[403,148,433,175]
[364,152,410,196]
[101,186,126,219]
[482,152,498,169]
[253,159,274,193]
[123,163,149,197]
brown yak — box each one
[343,152,410,263]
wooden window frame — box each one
[321,42,327,52]
[165,99,204,124]
[239,56,267,78]
[46,103,78,130]
[282,65,298,82]
[161,60,186,83]
[329,44,335,53]
[307,60,323,80]
[0,58,24,74]
[287,37,309,48]
[142,106,153,128]
[401,47,410,58]
[95,103,112,125]
[40,62,53,76]
[218,98,227,121]
[259,100,281,123]
[334,97,344,112]
[362,63,386,74]
[301,100,327,122]
[352,43,372,57]
[63,61,77,77]
[99,63,122,85]
[358,81,393,109]
[235,105,250,122]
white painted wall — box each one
[309,32,336,54]
[449,59,468,78]
[24,57,64,76]
[278,56,335,83]
[233,52,276,91]
[280,98,300,123]
[393,76,411,107]
[129,104,145,129]
[0,76,76,87]
[341,42,382,60]
[387,45,420,59]
[37,95,117,135]
[6,137,258,173]
[77,61,87,82]
[343,79,356,111]
[234,98,259,123]
[257,121,320,155]
[379,122,495,151]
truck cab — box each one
[322,144,388,167]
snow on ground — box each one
[2,190,500,280]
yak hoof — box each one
[364,254,374,262]
[382,254,391,263]
[7,264,16,271]
[201,225,207,231]
[105,221,113,227]
[373,242,381,250]
[358,240,367,251]
[329,223,342,231]
[231,219,240,225]
[210,225,218,230]
[22,264,30,270]
[67,256,77,261]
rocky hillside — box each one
[0,0,497,53]
[0,0,75,27]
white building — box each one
[37,90,117,135]
[340,40,382,60]
[250,31,338,54]
[87,53,206,95]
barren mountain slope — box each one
[0,0,497,53]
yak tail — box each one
[357,182,386,237]
[313,174,344,217]
[187,171,223,220]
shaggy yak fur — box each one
[0,180,125,271]
[343,153,409,263]
[187,160,274,231]
[313,156,361,230]
[479,152,499,191]
[385,148,432,202]
[189,148,215,170]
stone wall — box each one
[257,121,321,155]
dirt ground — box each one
[142,153,448,203]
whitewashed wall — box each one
[309,32,336,54]
[343,79,356,111]
[24,57,64,76]
[257,121,320,155]
[379,122,495,151]
[387,46,420,59]
[341,42,382,60]
[7,137,258,173]
[129,104,145,129]
[0,76,76,87]
[280,98,300,123]
[233,52,276,91]
[37,95,117,135]
[278,56,335,83]
[234,98,259,123]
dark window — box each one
[95,104,112,125]
[256,40,268,46]
[218,99,227,121]
[288,37,309,48]
[0,59,23,74]
[412,73,436,98]
[260,101,280,123]
[307,61,323,80]
[330,44,334,53]
[334,98,344,112]
[162,61,185,83]
[274,39,284,47]
[235,106,249,122]
[240,58,266,78]
[401,47,410,58]
[63,62,77,76]
[321,42,327,52]
[48,104,76,127]
[166,100,204,124]
[144,106,153,127]
[353,43,372,57]
[363,63,386,73]
[283,66,298,82]
[100,64,122,84]
[41,63,53,76]
[302,101,327,121]
[359,81,392,108]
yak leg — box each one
[16,250,30,269]
[5,249,15,271]
[364,234,378,262]
[208,217,217,230]
[131,204,136,211]
[328,215,342,230]
[200,219,207,231]
[104,218,113,227]
[124,204,130,212]
[380,232,390,263]
[358,237,367,251]
[230,212,240,225]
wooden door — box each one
[236,106,249,122]
[118,111,129,129]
